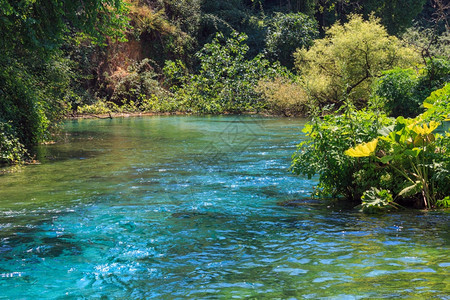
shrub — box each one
[77,101,118,115]
[371,68,421,117]
[127,0,201,65]
[292,86,449,210]
[109,59,171,106]
[256,78,309,116]
[140,95,181,113]
[422,83,450,122]
[346,84,449,209]
[291,103,395,200]
[346,115,449,209]
[0,58,49,149]
[0,121,26,165]
[372,57,450,117]
[402,26,450,60]
[294,15,419,109]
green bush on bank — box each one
[256,77,309,116]
[291,102,395,201]
[108,59,172,106]
[0,122,26,165]
[291,84,450,211]
[371,58,450,117]
[77,95,180,114]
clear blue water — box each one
[0,115,448,299]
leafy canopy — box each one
[372,57,450,117]
[294,14,419,108]
[166,32,289,114]
[265,12,318,68]
[0,0,129,163]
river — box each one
[0,116,448,298]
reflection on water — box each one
[0,116,448,298]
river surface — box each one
[0,116,448,299]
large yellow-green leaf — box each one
[344,139,378,157]
[412,121,440,135]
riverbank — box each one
[66,110,285,120]
[66,111,186,119]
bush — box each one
[422,83,450,122]
[346,112,449,209]
[256,78,309,116]
[109,59,171,106]
[371,68,421,117]
[292,85,449,210]
[127,0,201,66]
[140,95,181,113]
[402,26,450,60]
[372,57,450,117]
[291,103,395,200]
[0,121,26,165]
[0,58,50,149]
[294,15,419,109]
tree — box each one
[265,12,318,68]
[314,0,426,36]
[167,32,288,113]
[294,15,420,109]
[0,0,128,163]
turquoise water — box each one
[0,115,448,299]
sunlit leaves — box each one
[294,15,419,107]
[412,121,440,136]
[422,83,450,122]
[170,31,289,114]
[293,90,449,209]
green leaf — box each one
[378,125,395,136]
[404,148,421,157]
[423,102,433,109]
[399,181,422,197]
[379,155,394,163]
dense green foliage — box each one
[291,103,395,200]
[402,26,450,60]
[371,68,422,117]
[311,0,427,35]
[294,15,420,109]
[0,122,26,165]
[1,0,447,177]
[165,32,288,114]
[0,0,128,164]
[256,77,309,116]
[292,84,450,210]
[265,12,318,68]
[372,57,450,117]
